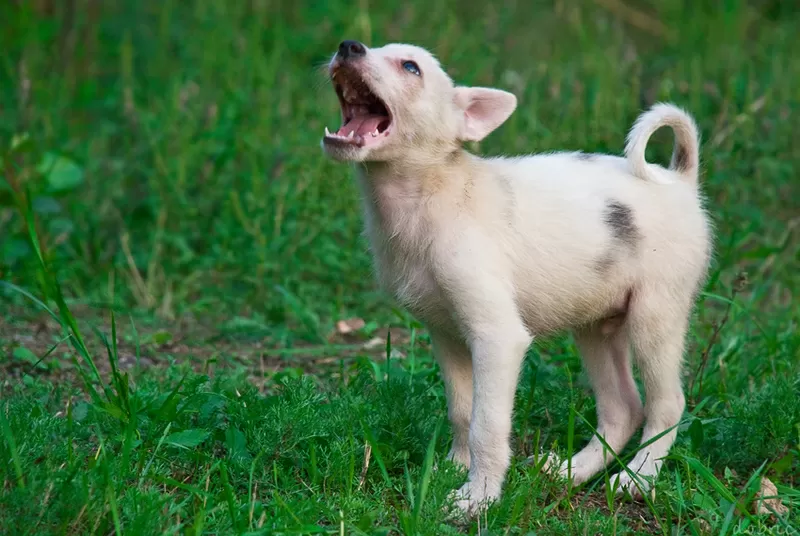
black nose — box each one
[338,40,366,60]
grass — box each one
[0,0,798,534]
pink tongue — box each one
[337,115,385,137]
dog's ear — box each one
[454,87,517,142]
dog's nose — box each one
[338,40,366,60]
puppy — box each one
[320,40,712,515]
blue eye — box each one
[402,61,421,76]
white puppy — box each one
[321,40,712,515]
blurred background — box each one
[0,0,797,337]
[1,2,798,533]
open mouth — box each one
[324,67,392,148]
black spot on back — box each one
[576,152,595,161]
[603,200,640,247]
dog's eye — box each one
[402,61,421,76]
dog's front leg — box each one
[454,318,532,515]
[430,331,473,469]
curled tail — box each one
[625,103,700,184]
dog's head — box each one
[321,41,517,162]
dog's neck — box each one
[357,148,471,193]
[354,149,474,238]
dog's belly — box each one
[383,260,632,340]
[514,272,633,335]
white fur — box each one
[321,43,712,515]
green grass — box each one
[1,0,799,534]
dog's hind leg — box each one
[609,290,691,497]
[554,322,644,484]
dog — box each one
[320,40,712,515]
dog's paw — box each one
[446,481,497,517]
[528,452,568,480]
[607,471,656,501]
[530,451,602,486]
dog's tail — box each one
[625,103,700,185]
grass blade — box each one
[412,418,443,525]
[0,404,25,489]
[219,462,241,533]
[360,420,392,488]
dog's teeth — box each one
[325,127,331,136]
[370,131,377,137]
[347,131,354,139]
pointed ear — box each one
[454,86,517,142]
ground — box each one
[0,1,798,534]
